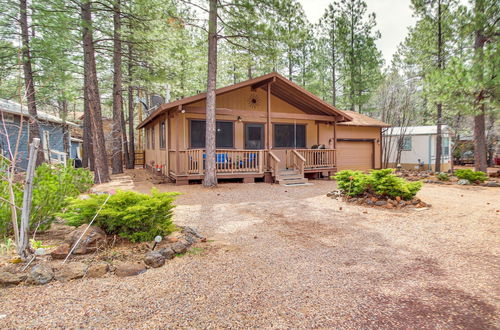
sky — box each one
[297,0,417,66]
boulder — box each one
[183,233,198,245]
[65,225,106,255]
[182,227,205,241]
[158,247,175,260]
[374,201,387,206]
[483,182,500,187]
[0,271,26,287]
[144,252,165,268]
[114,262,147,277]
[458,179,470,185]
[171,241,188,254]
[55,262,88,281]
[27,264,54,285]
[87,262,109,278]
[50,243,70,260]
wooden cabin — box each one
[137,73,390,185]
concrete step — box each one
[278,177,308,185]
[276,174,303,180]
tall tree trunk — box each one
[203,0,218,187]
[331,29,336,106]
[127,37,135,169]
[127,86,135,168]
[82,0,110,183]
[121,106,129,167]
[59,99,70,157]
[19,0,43,166]
[472,0,488,172]
[111,0,123,174]
[434,0,443,172]
[82,76,94,170]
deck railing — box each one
[177,149,264,175]
[171,148,336,177]
[295,149,336,169]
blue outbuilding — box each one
[0,99,81,170]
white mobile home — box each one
[383,125,452,171]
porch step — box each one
[276,169,308,185]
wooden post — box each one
[18,138,40,259]
[176,106,181,174]
[166,113,170,177]
[137,89,143,150]
[333,120,337,149]
[267,82,272,150]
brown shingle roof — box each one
[337,110,390,127]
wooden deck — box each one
[164,148,336,185]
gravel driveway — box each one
[2,172,499,328]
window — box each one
[2,113,14,123]
[190,120,234,148]
[151,125,155,149]
[146,128,150,149]
[160,121,166,149]
[245,123,264,149]
[442,137,450,156]
[402,136,412,151]
[274,124,306,148]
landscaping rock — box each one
[458,179,470,185]
[65,225,106,255]
[374,201,387,206]
[114,262,147,277]
[50,243,70,260]
[158,247,175,260]
[182,226,206,241]
[483,182,500,187]
[171,241,188,254]
[27,264,54,285]
[55,262,88,281]
[86,262,109,278]
[0,271,26,286]
[144,252,165,268]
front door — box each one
[245,123,264,149]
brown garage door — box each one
[336,140,373,171]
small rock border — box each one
[327,190,431,210]
[0,226,207,287]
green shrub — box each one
[0,162,93,236]
[61,189,179,242]
[333,170,370,196]
[436,172,450,181]
[454,169,488,183]
[369,169,422,200]
[30,163,94,232]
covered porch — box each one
[168,148,336,184]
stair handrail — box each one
[268,151,281,177]
[291,149,305,175]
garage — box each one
[336,140,374,171]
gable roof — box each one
[338,110,391,128]
[384,125,449,136]
[0,99,79,127]
[138,72,352,129]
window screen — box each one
[402,136,412,151]
[151,125,155,149]
[160,121,166,149]
[274,124,306,148]
[190,120,234,148]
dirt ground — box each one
[1,169,499,328]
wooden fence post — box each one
[18,138,40,259]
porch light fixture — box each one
[181,109,186,113]
[237,116,242,122]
